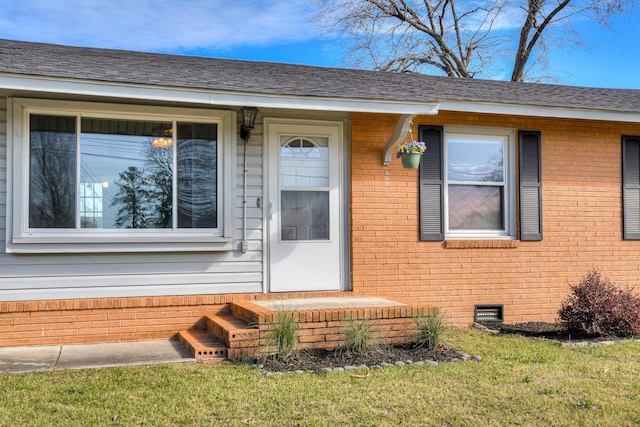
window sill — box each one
[444,240,519,249]
[7,236,234,253]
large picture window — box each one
[10,99,235,252]
[29,115,218,231]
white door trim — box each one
[263,118,344,293]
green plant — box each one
[336,318,373,354]
[263,312,298,360]
[413,306,444,350]
[571,398,593,410]
[558,269,640,337]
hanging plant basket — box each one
[401,152,422,169]
[396,140,426,169]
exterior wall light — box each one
[240,107,259,141]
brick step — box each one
[177,329,228,361]
[205,312,260,359]
[205,312,259,347]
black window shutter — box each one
[622,136,640,240]
[419,125,444,241]
[518,131,543,241]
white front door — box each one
[267,120,342,292]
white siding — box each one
[0,98,6,246]
[0,99,349,301]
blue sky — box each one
[0,0,638,89]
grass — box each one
[1,328,640,426]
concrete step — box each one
[177,329,227,361]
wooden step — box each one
[177,329,227,361]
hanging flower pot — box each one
[396,141,426,169]
[401,152,422,169]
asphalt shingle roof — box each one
[1,38,639,114]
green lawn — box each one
[1,328,639,426]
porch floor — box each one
[253,297,409,311]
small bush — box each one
[558,269,640,337]
[336,318,373,355]
[413,307,444,350]
[263,312,298,360]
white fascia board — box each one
[0,74,439,115]
[439,100,640,123]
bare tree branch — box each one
[312,0,635,81]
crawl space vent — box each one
[474,305,504,323]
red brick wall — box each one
[350,111,640,326]
[0,292,347,347]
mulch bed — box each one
[488,321,623,342]
[260,344,464,373]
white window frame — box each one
[444,126,516,239]
[7,98,237,253]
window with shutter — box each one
[420,126,541,242]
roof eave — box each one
[2,73,640,123]
[0,74,439,115]
[439,100,640,123]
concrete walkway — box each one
[0,339,195,374]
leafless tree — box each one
[313,0,633,81]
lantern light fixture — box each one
[240,107,259,141]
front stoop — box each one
[178,296,431,361]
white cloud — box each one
[0,0,319,52]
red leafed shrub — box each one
[558,269,640,337]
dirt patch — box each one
[259,344,466,373]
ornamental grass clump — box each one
[413,307,444,350]
[558,269,640,337]
[336,318,374,355]
[263,312,299,360]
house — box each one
[1,38,640,355]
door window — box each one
[280,137,329,241]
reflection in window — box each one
[81,118,172,229]
[177,123,217,229]
[28,115,219,231]
[448,185,504,230]
[447,136,506,232]
[80,182,104,228]
[29,115,76,228]
[280,137,329,188]
[448,138,504,182]
[281,191,329,241]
